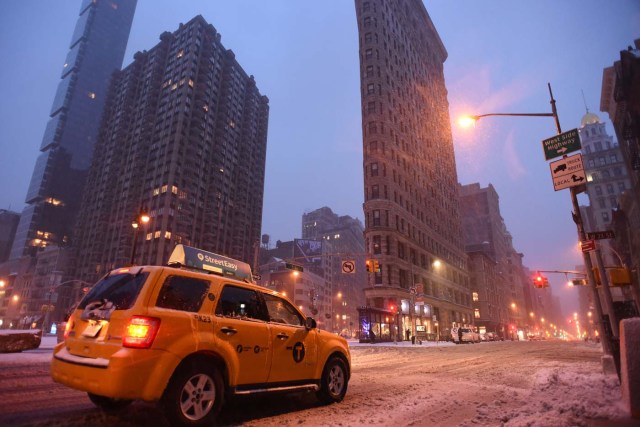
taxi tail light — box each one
[123,316,161,349]
[64,316,75,340]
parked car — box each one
[452,327,480,344]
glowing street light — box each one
[130,208,151,265]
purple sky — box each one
[1,1,639,315]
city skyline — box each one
[1,1,639,314]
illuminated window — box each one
[188,79,194,87]
[171,185,178,194]
[165,231,172,239]
[88,92,96,99]
[472,292,479,302]
[176,49,184,58]
[153,188,160,196]
[146,233,152,241]
[154,231,161,239]
[474,309,480,318]
[161,185,168,193]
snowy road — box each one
[0,339,636,426]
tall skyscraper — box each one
[72,15,269,283]
[355,0,470,340]
[10,0,137,259]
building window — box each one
[371,162,379,176]
[372,235,381,254]
[610,154,617,162]
[472,292,479,302]
[598,198,606,208]
[373,209,381,226]
[618,182,626,192]
[371,184,379,199]
[365,49,373,59]
[595,185,602,196]
[610,197,617,208]
[606,184,614,194]
[474,309,480,318]
[367,83,375,95]
[602,212,610,222]
[367,101,376,113]
[88,92,96,99]
[366,65,374,77]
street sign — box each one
[341,260,356,274]
[581,239,596,252]
[586,230,615,240]
[542,128,581,160]
[549,153,586,191]
[285,262,304,272]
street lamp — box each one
[459,83,612,354]
[130,209,150,265]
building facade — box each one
[459,183,530,339]
[600,39,640,308]
[10,0,137,259]
[72,15,269,284]
[355,0,471,341]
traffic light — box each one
[533,272,549,288]
[592,267,631,287]
[373,260,380,273]
[388,304,396,314]
[365,259,372,273]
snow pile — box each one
[495,366,626,427]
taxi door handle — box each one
[220,327,238,336]
[276,333,289,340]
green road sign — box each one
[542,128,581,161]
[285,262,304,272]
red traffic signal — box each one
[532,272,549,288]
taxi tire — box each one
[87,393,132,412]
[317,357,348,404]
[162,362,224,426]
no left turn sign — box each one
[341,260,356,274]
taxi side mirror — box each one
[305,317,317,330]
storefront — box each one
[357,306,398,343]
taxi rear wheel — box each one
[317,357,348,404]
[162,362,223,426]
[87,393,132,411]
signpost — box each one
[581,240,596,253]
[549,153,586,191]
[542,128,581,160]
[586,230,615,240]
[341,260,356,274]
[285,262,304,272]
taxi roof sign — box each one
[168,244,254,283]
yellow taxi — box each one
[51,245,351,425]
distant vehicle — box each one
[553,164,567,173]
[452,327,480,344]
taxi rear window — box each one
[78,273,148,310]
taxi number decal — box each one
[194,314,212,323]
[292,342,305,363]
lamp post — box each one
[459,83,613,354]
[130,209,150,265]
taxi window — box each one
[262,293,304,326]
[79,272,148,310]
[156,275,210,313]
[215,285,266,321]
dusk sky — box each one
[1,1,638,314]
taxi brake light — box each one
[64,317,75,340]
[123,316,161,349]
